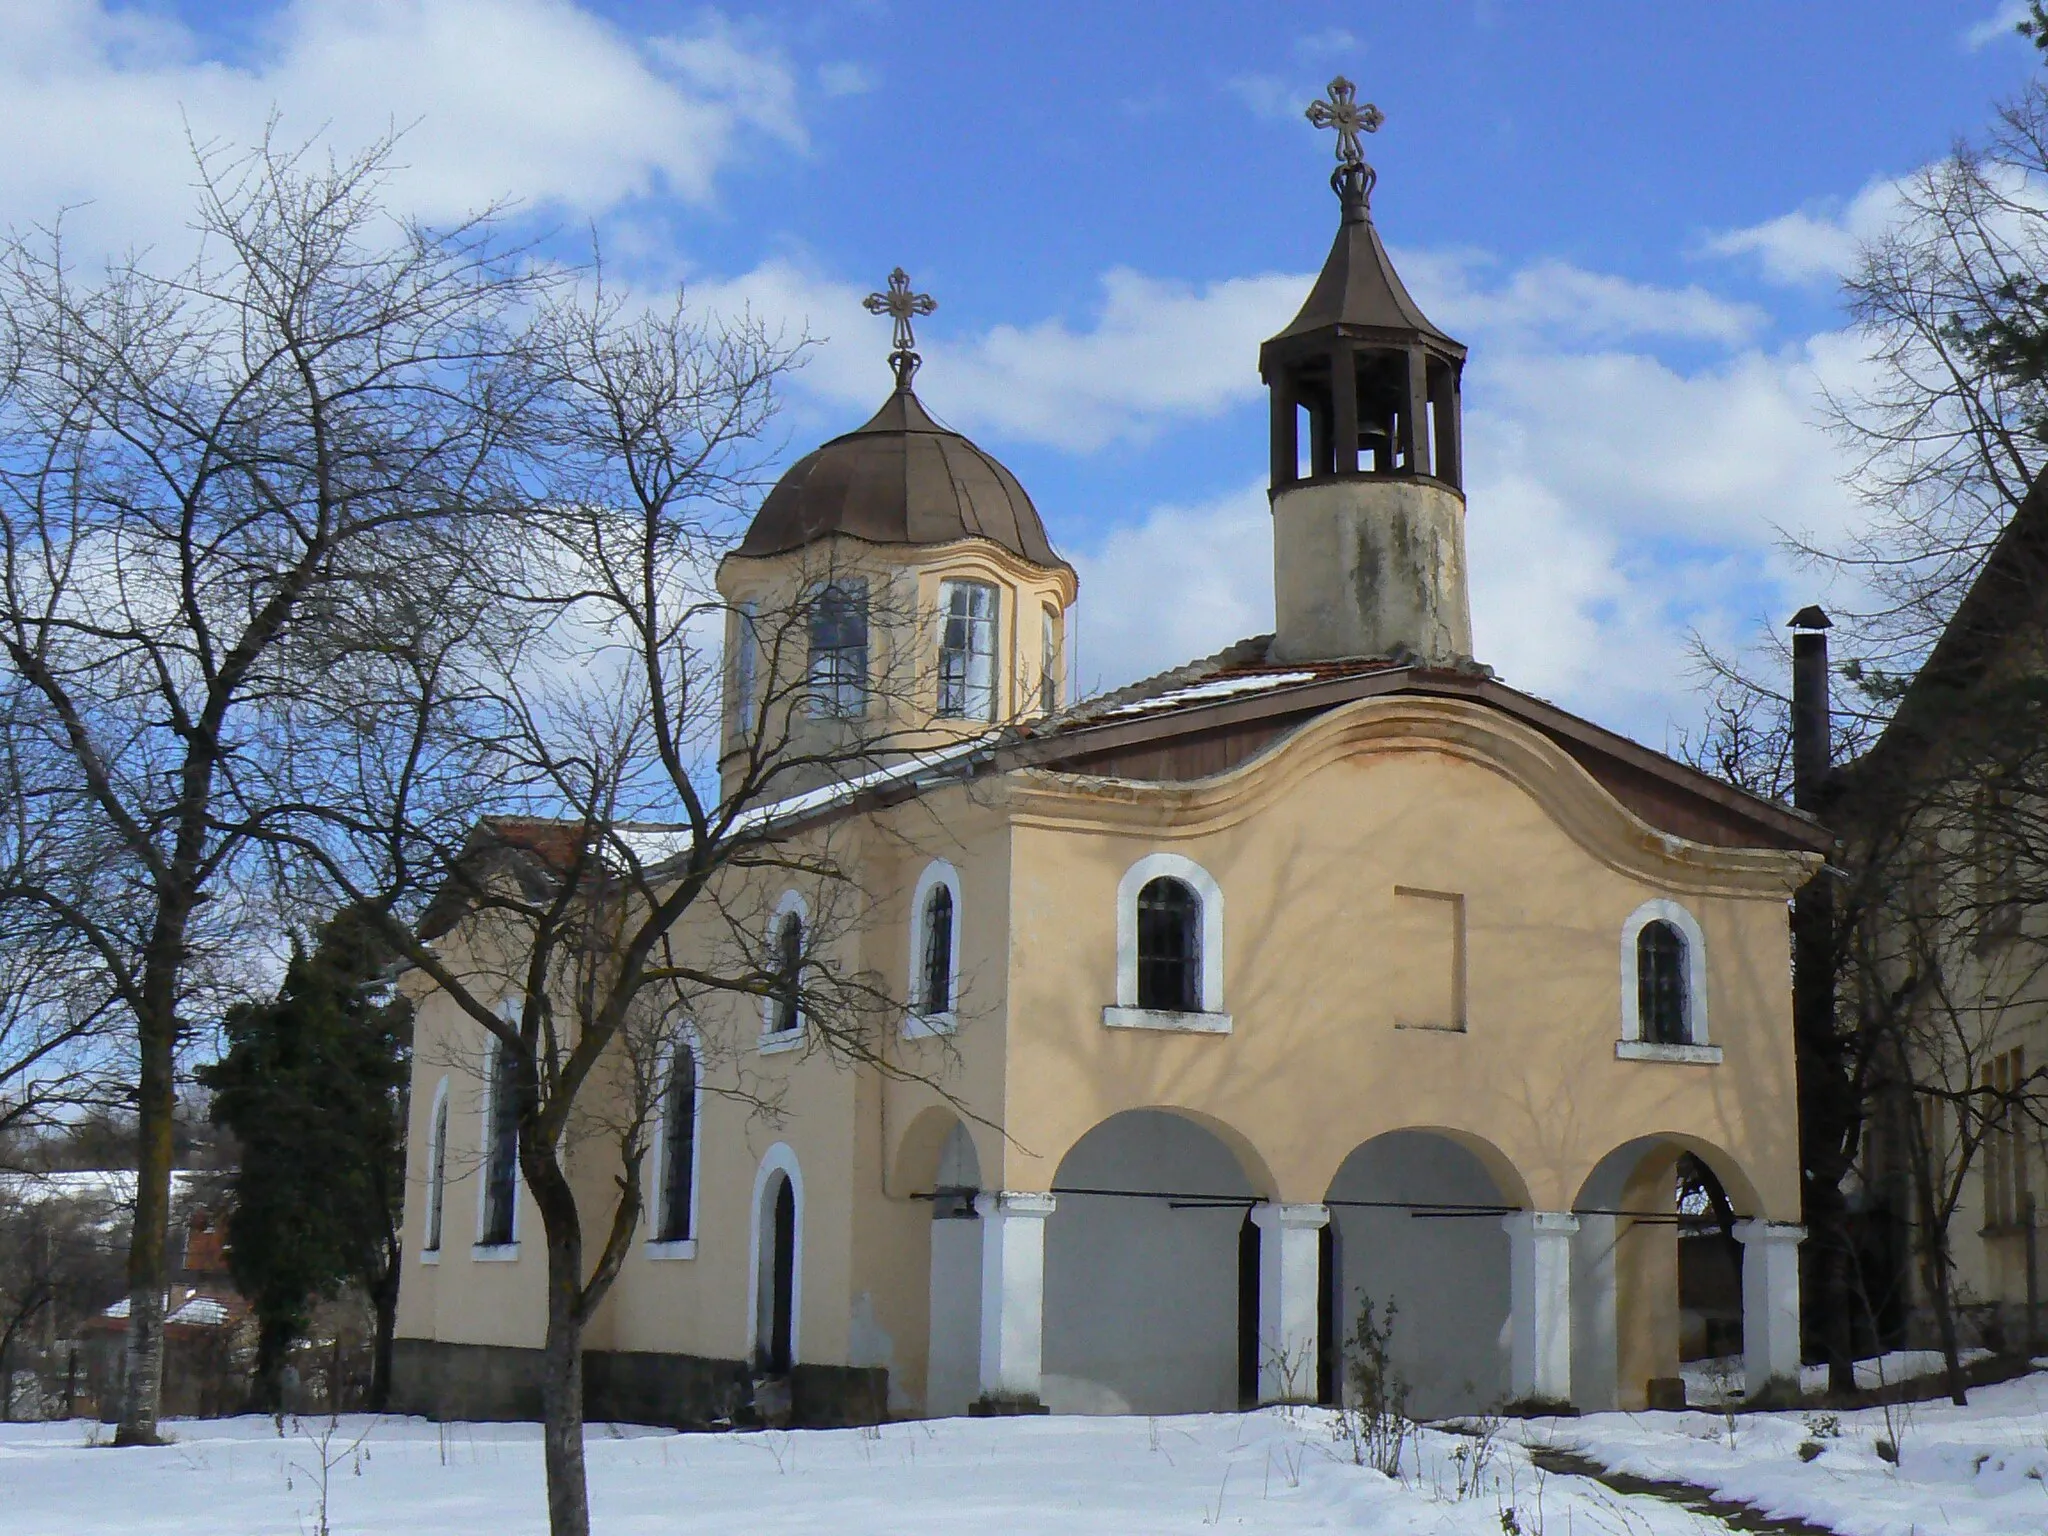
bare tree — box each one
[277,275,1000,1535]
[0,129,542,1444]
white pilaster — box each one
[1503,1210,1578,1402]
[975,1191,1057,1404]
[1250,1202,1330,1403]
[1734,1220,1804,1397]
[1570,1214,1619,1411]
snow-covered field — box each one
[0,1375,2043,1535]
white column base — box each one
[975,1191,1057,1406]
[1503,1210,1578,1403]
[1734,1220,1803,1398]
[1571,1213,1619,1411]
[1250,1202,1329,1404]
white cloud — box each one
[1403,251,1765,347]
[817,60,876,98]
[0,0,801,254]
[1963,2,2031,50]
[1703,176,1907,284]
[1067,483,1274,696]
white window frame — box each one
[936,578,999,721]
[1617,899,1721,1064]
[474,1016,523,1258]
[806,579,869,718]
[421,1076,450,1264]
[1040,604,1062,715]
[905,859,963,1038]
[1104,851,1231,1033]
[760,890,810,1053]
[745,1142,804,1369]
[646,1026,704,1260]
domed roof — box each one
[736,386,1069,572]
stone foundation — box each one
[391,1338,889,1429]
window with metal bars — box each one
[1137,876,1201,1012]
[937,580,997,719]
[480,1044,519,1245]
[771,913,803,1035]
[921,883,954,1015]
[1636,920,1689,1045]
[424,1092,448,1253]
[658,1045,697,1242]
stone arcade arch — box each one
[1041,1109,1270,1415]
[1321,1129,1528,1418]
[1569,1135,1792,1410]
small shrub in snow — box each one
[1332,1294,1411,1479]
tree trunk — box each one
[1907,1136,1969,1406]
[368,1266,399,1414]
[118,1014,178,1445]
[541,1212,590,1536]
[1804,1182,1858,1394]
[249,1316,294,1413]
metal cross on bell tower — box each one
[1306,77,1385,207]
[863,267,937,390]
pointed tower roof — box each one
[1261,79,1464,367]
[1266,201,1462,353]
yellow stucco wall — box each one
[394,690,1814,1414]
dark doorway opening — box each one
[1236,1210,1259,1406]
[762,1174,796,1375]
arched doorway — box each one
[1042,1109,1264,1414]
[925,1120,983,1415]
[1572,1136,1760,1411]
[1323,1130,1522,1418]
[750,1147,802,1376]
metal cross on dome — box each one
[863,267,937,388]
[1306,76,1384,180]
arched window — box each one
[1109,853,1228,1030]
[1618,899,1713,1060]
[479,1041,519,1247]
[656,1041,699,1244]
[905,860,963,1037]
[937,579,998,720]
[1137,876,1201,1012]
[922,884,955,1015]
[772,912,802,1035]
[424,1082,450,1257]
[1636,921,1689,1045]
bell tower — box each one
[1263,80,1471,665]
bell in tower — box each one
[1263,80,1472,666]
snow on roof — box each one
[1085,670,1322,721]
[613,733,999,868]
[167,1296,231,1326]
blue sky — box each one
[7,1,2042,744]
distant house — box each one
[81,1207,251,1418]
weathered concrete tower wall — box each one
[1270,477,1471,663]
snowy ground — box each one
[1511,1368,2048,1536]
[0,1376,2044,1535]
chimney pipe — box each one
[1789,605,1831,811]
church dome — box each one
[735,385,1069,573]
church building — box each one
[391,82,1829,1427]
